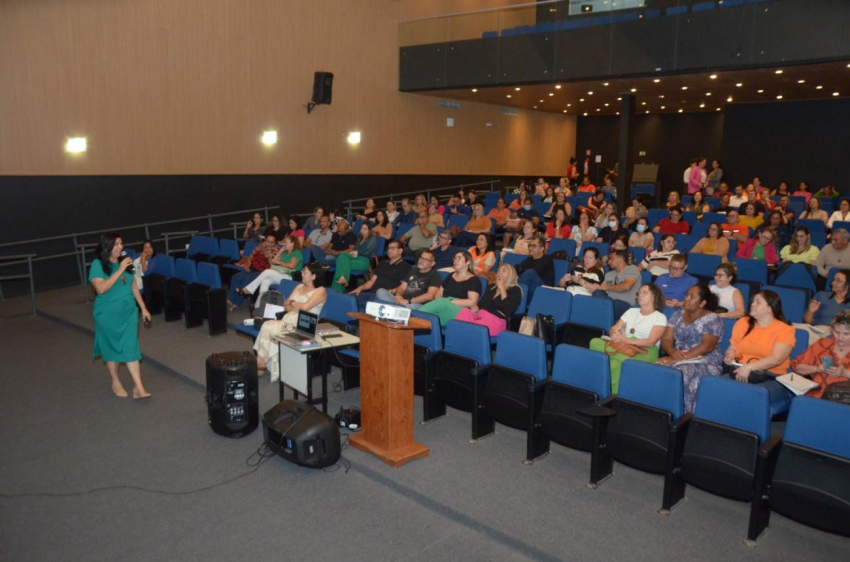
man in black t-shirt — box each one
[375,249,441,309]
[350,240,411,310]
[515,237,554,301]
[311,220,356,267]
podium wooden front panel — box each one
[347,313,430,467]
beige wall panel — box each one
[0,0,573,177]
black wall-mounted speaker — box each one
[312,72,334,105]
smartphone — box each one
[820,356,834,371]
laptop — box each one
[278,310,319,348]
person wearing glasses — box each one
[655,254,697,308]
[513,237,555,302]
[349,239,411,310]
[376,249,441,309]
[735,226,778,266]
[710,263,746,319]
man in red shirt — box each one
[721,209,750,243]
[577,177,596,194]
[653,206,690,235]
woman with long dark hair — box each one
[88,233,152,399]
[724,290,796,415]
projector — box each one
[365,301,411,324]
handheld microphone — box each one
[121,251,135,273]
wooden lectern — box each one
[347,313,430,467]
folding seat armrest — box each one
[554,322,568,346]
[748,435,783,543]
[508,314,524,332]
[757,435,782,459]
[671,413,693,431]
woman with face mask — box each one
[628,218,654,250]
[595,207,623,245]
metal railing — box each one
[0,254,37,315]
[341,179,501,220]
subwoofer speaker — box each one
[312,71,334,105]
[205,351,259,438]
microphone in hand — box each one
[121,251,135,273]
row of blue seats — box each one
[143,257,227,336]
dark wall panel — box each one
[497,33,555,83]
[752,0,850,64]
[609,13,678,76]
[445,39,498,88]
[721,99,850,193]
[399,44,446,91]
[553,28,611,81]
[676,5,754,70]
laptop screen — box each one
[296,311,318,336]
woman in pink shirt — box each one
[793,181,812,202]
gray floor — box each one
[1,287,848,561]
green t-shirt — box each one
[88,258,135,304]
[752,244,765,261]
[272,249,303,275]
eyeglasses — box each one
[418,257,435,263]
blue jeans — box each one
[309,245,336,267]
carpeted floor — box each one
[0,287,847,561]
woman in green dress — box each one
[89,233,152,399]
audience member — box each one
[814,184,840,201]
[666,191,681,211]
[624,195,648,230]
[803,269,850,333]
[712,193,734,214]
[371,210,393,240]
[736,226,778,265]
[640,234,679,276]
[543,191,570,220]
[656,284,724,413]
[427,204,445,228]
[303,207,323,232]
[356,198,378,222]
[455,264,523,337]
[687,191,710,216]
[687,158,704,195]
[228,232,279,310]
[487,198,510,230]
[569,210,598,257]
[237,234,303,302]
[590,283,667,393]
[395,198,418,225]
[776,195,797,225]
[740,187,767,217]
[545,208,571,241]
[594,202,617,230]
[738,202,764,229]
[791,309,850,399]
[399,211,437,256]
[799,196,828,225]
[690,222,730,261]
[557,246,604,295]
[596,207,625,245]
[265,215,283,237]
[721,209,750,244]
[780,226,820,265]
[506,219,537,255]
[827,198,850,229]
[254,263,327,381]
[710,263,745,319]
[311,219,355,267]
[514,237,554,300]
[418,251,481,327]
[454,203,492,247]
[793,181,812,202]
[430,230,461,270]
[284,217,306,245]
[468,234,496,277]
[303,215,333,251]
[242,212,265,242]
[517,197,542,228]
[628,217,654,251]
[586,249,640,317]
[729,184,748,208]
[771,181,791,197]
[656,254,697,307]
[815,228,850,277]
[133,240,158,291]
[653,206,690,235]
[349,239,411,310]
[577,177,596,193]
[586,191,607,219]
[332,223,377,293]
[385,201,399,223]
[430,196,445,215]
[756,209,792,247]
[601,176,617,199]
[706,159,723,194]
[375,249,441,309]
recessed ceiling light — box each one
[588,91,594,95]
[659,95,665,98]
[716,107,721,111]
[834,92,841,96]
[631,88,637,92]
[618,97,622,101]
[709,74,717,79]
[506,94,511,98]
[682,86,688,90]
[736,83,743,87]
[580,98,585,102]
[847,64,850,68]
[727,96,733,102]
[471,88,477,93]
[65,137,87,153]
[776,95,783,100]
[661,105,666,109]
[641,101,646,105]
[549,93,555,97]
[797,79,805,84]
[645,110,650,114]
[261,130,278,146]
[775,69,783,74]
[654,79,660,83]
[603,83,609,86]
[563,109,567,113]
[347,131,361,145]
[678,109,683,113]
[583,112,588,116]
[757,89,764,93]
[539,99,544,102]
[533,105,538,109]
[705,92,712,96]
[515,87,521,91]
[567,103,572,107]
[555,85,562,89]
[699,103,705,108]
[604,103,609,107]
[816,85,823,90]
[596,108,600,112]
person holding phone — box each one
[88,232,152,400]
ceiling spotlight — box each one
[757,89,764,93]
[596,108,600,112]
[261,130,278,146]
[347,131,361,145]
[678,109,683,113]
[682,86,688,90]
[617,112,620,115]
[699,103,705,108]
[716,107,721,111]
[727,96,733,102]
[549,93,555,97]
[709,74,717,79]
[588,91,594,95]
[567,103,572,107]
[534,106,538,109]
[604,103,610,107]
[515,87,521,91]
[797,79,805,84]
[653,79,660,83]
[583,112,588,116]
[630,88,637,92]
[659,95,665,98]
[603,82,610,86]
[471,88,478,93]
[506,94,512,98]
[65,137,87,153]
[540,99,544,102]
[555,85,562,89]
[661,105,666,109]
[816,85,823,90]
[618,97,622,100]
[776,95,783,100]
[563,109,567,113]
[775,69,783,74]
[736,83,743,87]
[705,92,712,96]
[641,101,646,105]
[645,110,650,114]
[834,92,841,96]
[580,98,585,102]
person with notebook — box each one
[656,284,724,413]
[254,263,327,381]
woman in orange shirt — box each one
[468,233,496,277]
[724,290,796,416]
[790,309,850,399]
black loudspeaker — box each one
[205,352,259,438]
[263,400,341,468]
[312,71,333,105]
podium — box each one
[347,313,430,467]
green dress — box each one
[89,259,141,362]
